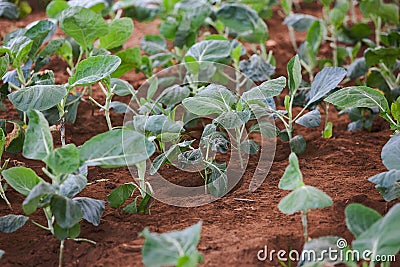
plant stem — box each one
[323,102,330,138]
[0,182,12,210]
[260,41,268,60]
[236,128,244,169]
[375,16,381,47]
[58,240,65,267]
[71,238,96,245]
[331,27,338,67]
[31,220,51,231]
[301,211,308,243]
[288,26,298,51]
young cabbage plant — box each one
[0,128,12,210]
[0,109,155,267]
[254,55,346,154]
[278,152,333,242]
[141,221,203,267]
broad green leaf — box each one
[4,121,24,154]
[368,170,400,188]
[216,4,267,42]
[68,0,109,13]
[0,2,19,19]
[59,6,109,51]
[140,34,167,55]
[175,0,211,30]
[107,183,137,208]
[2,167,43,196]
[150,145,181,175]
[7,36,33,68]
[365,47,400,69]
[182,97,227,116]
[352,203,400,259]
[380,183,400,202]
[381,134,400,170]
[329,1,349,28]
[249,121,278,138]
[197,84,237,105]
[60,171,88,198]
[207,166,228,198]
[46,0,69,19]
[295,109,321,128]
[100,18,133,50]
[345,203,382,238]
[73,197,105,226]
[69,55,121,86]
[157,85,190,107]
[24,20,56,58]
[391,97,400,122]
[44,144,80,175]
[141,221,202,267]
[287,55,302,95]
[113,47,142,78]
[240,140,259,155]
[283,13,318,31]
[186,40,232,62]
[290,134,306,155]
[51,195,83,229]
[0,54,10,79]
[278,185,333,214]
[111,78,136,96]
[306,67,346,106]
[8,85,67,112]
[23,181,55,214]
[360,0,398,24]
[325,86,389,113]
[242,76,286,102]
[80,129,155,167]
[109,101,129,114]
[322,121,333,138]
[239,54,275,82]
[23,110,53,160]
[213,110,250,129]
[54,223,80,240]
[0,215,29,233]
[279,152,304,190]
[133,115,182,135]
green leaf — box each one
[278,185,333,214]
[295,109,321,128]
[207,166,228,198]
[0,2,19,19]
[113,47,142,78]
[0,215,29,233]
[133,115,183,135]
[140,34,167,55]
[242,76,286,102]
[44,144,80,175]
[7,36,32,68]
[54,223,80,240]
[23,110,53,160]
[290,134,306,155]
[0,53,10,79]
[249,121,278,138]
[51,195,83,229]
[391,98,400,122]
[322,121,333,138]
[381,134,400,170]
[141,221,203,267]
[352,203,400,259]
[239,54,275,82]
[186,40,232,62]
[306,67,346,106]
[69,55,121,86]
[283,13,318,32]
[8,85,67,112]
[2,167,43,196]
[240,140,259,155]
[60,170,87,198]
[279,152,304,190]
[365,47,400,69]
[345,203,382,238]
[0,128,5,158]
[213,110,250,129]
[59,6,109,51]
[287,55,302,95]
[157,85,190,107]
[111,78,136,96]
[325,86,389,113]
[100,18,133,50]
[68,0,109,13]
[24,20,56,58]
[182,97,227,116]
[107,183,137,208]
[46,0,69,19]
[23,181,55,214]
[73,197,105,226]
[80,129,155,167]
[368,169,400,188]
